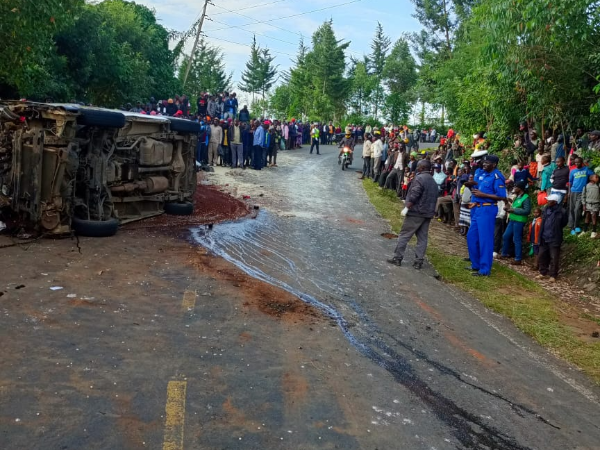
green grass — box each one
[363,179,600,383]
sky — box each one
[135,0,424,100]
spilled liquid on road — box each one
[192,212,554,450]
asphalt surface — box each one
[195,144,600,449]
[1,142,599,450]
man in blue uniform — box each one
[466,154,507,276]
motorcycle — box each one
[339,147,352,170]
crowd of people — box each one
[367,126,599,282]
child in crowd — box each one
[400,167,411,200]
[582,174,600,238]
[528,207,542,269]
[513,160,536,185]
[539,155,555,192]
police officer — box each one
[466,154,507,276]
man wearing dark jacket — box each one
[537,194,568,281]
[388,159,439,269]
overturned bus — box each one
[0,102,198,237]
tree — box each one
[179,40,232,96]
[56,0,179,106]
[382,37,418,123]
[348,59,376,116]
[0,0,84,99]
[367,22,391,118]
[304,20,350,120]
[239,36,262,102]
[258,48,278,101]
[287,38,312,119]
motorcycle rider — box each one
[338,127,356,164]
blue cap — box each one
[484,154,499,164]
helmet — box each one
[403,138,409,144]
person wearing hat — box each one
[466,154,508,276]
[588,130,600,151]
[537,194,568,281]
[499,180,531,265]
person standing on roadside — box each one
[252,120,266,170]
[387,159,439,270]
[208,117,222,166]
[310,123,320,155]
[360,134,373,180]
[500,181,531,265]
[371,132,384,181]
[466,155,508,277]
[230,119,244,168]
[537,194,568,282]
[568,157,593,235]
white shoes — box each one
[591,232,598,239]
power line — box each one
[206,17,298,46]
[211,0,288,16]
[205,0,363,35]
[208,1,304,38]
[202,33,297,58]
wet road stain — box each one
[192,212,559,450]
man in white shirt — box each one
[371,133,384,181]
[360,134,373,179]
[384,142,406,190]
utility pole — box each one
[182,0,210,89]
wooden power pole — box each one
[182,0,210,89]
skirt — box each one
[459,205,471,227]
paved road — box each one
[195,144,600,449]
[1,143,599,450]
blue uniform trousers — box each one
[467,205,497,275]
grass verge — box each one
[363,179,600,384]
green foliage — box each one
[382,37,418,123]
[347,60,376,116]
[0,0,179,106]
[0,0,84,98]
[239,36,278,102]
[179,39,232,98]
[367,22,391,118]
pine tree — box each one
[367,22,391,119]
[238,36,262,102]
[258,48,278,101]
[305,20,350,120]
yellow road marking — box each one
[181,290,197,312]
[163,380,187,450]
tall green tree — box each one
[258,48,278,101]
[382,37,418,123]
[305,20,350,120]
[179,40,232,96]
[239,36,262,102]
[367,22,391,118]
[348,59,376,116]
[287,38,312,119]
[0,0,84,99]
[56,0,179,106]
